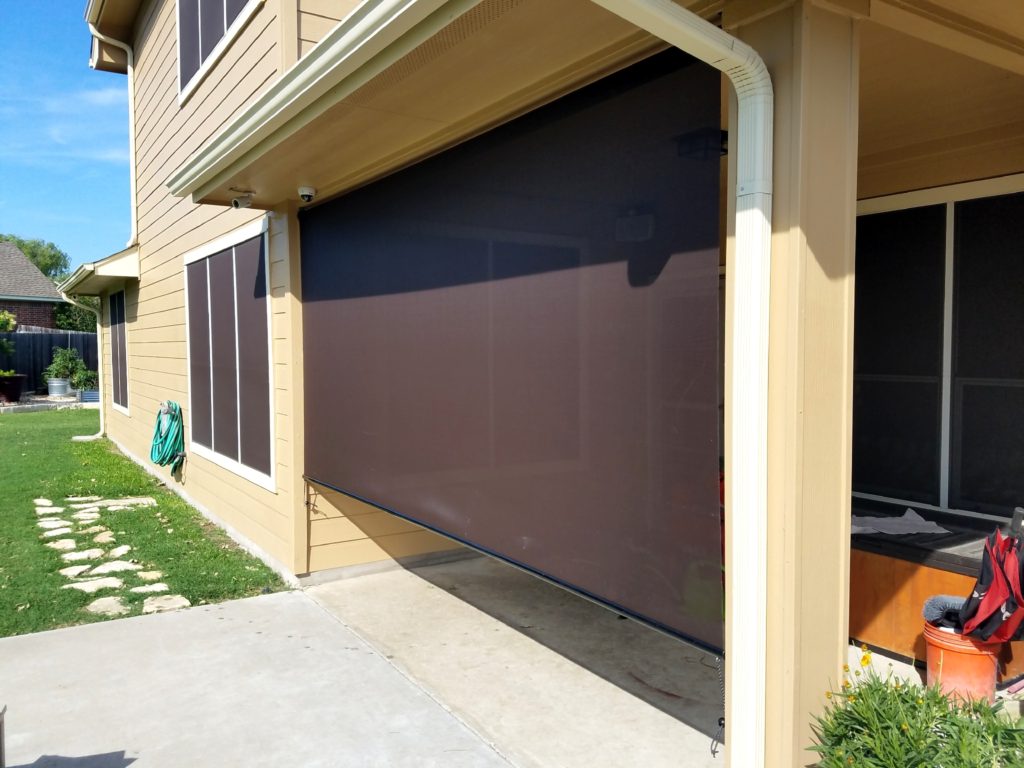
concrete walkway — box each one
[0,591,510,767]
[0,555,724,767]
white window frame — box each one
[182,216,276,492]
[854,172,1024,523]
[108,288,130,417]
[177,0,263,106]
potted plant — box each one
[43,346,86,397]
[72,368,99,403]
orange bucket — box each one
[923,622,1001,702]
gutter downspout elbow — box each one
[61,292,105,442]
[88,24,138,248]
[586,1,773,765]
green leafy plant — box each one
[0,369,17,377]
[71,368,98,391]
[811,648,1024,767]
[0,309,15,360]
[43,346,86,381]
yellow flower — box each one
[916,698,924,705]
[901,722,909,731]
[847,756,854,765]
[843,663,850,673]
[843,680,852,689]
[860,652,871,667]
[825,691,832,699]
[861,643,868,652]
[847,695,857,703]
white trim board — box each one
[183,216,268,265]
[857,173,1024,215]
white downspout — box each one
[587,1,773,765]
[61,292,105,442]
[87,24,138,248]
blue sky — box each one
[0,3,130,272]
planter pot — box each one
[79,388,100,403]
[923,621,1001,702]
[0,374,27,403]
[47,377,70,396]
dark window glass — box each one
[186,261,212,448]
[951,192,1024,513]
[226,0,247,25]
[234,236,272,475]
[301,50,722,649]
[110,290,128,410]
[178,0,201,87]
[852,206,945,502]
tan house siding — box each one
[296,0,359,58]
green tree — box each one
[54,299,99,332]
[0,234,70,280]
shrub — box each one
[811,649,1024,767]
[71,368,98,390]
[43,346,86,381]
[0,309,14,359]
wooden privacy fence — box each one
[0,331,98,393]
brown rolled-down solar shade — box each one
[208,248,239,462]
[186,261,213,448]
[110,290,128,409]
[234,235,272,475]
[301,50,722,648]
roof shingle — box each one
[0,242,63,300]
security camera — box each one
[298,186,317,204]
[231,194,253,209]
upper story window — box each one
[178,0,261,100]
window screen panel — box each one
[178,0,201,87]
[952,383,1024,513]
[302,50,722,649]
[234,235,272,476]
[208,248,239,462]
[186,261,212,448]
[853,206,945,502]
[198,0,226,62]
[110,290,128,410]
[226,0,248,26]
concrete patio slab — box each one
[0,591,509,768]
[307,555,724,768]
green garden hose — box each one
[151,400,185,473]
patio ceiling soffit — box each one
[166,0,489,205]
[58,246,140,297]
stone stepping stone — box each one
[86,597,129,616]
[41,527,73,538]
[108,545,132,558]
[79,525,108,534]
[72,512,101,522]
[69,497,156,509]
[93,531,116,544]
[36,507,65,516]
[33,498,52,506]
[74,506,100,514]
[62,548,104,562]
[62,577,123,594]
[66,495,101,502]
[131,583,169,594]
[37,519,72,529]
[136,571,163,581]
[59,565,92,578]
[46,540,77,551]
[143,595,190,614]
[90,560,141,575]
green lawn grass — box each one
[0,409,285,637]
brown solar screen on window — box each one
[852,206,945,504]
[110,290,128,410]
[951,192,1024,513]
[186,234,272,478]
[301,50,722,649]
[234,236,272,476]
[178,0,201,87]
[186,261,212,448]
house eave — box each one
[0,295,65,304]
[58,247,140,296]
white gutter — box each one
[61,291,105,442]
[87,23,138,248]
[587,1,773,765]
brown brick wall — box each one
[0,300,59,329]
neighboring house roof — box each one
[0,242,63,302]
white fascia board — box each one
[0,295,64,303]
[166,0,483,201]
